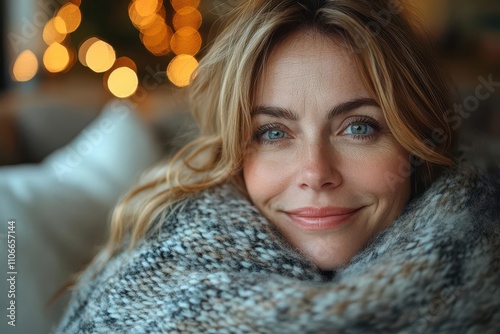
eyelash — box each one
[345,116,382,142]
[253,123,287,146]
[252,116,383,145]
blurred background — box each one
[0,0,499,165]
[0,1,499,333]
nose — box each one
[297,144,342,191]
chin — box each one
[307,248,353,271]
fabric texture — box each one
[55,161,500,334]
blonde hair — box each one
[61,0,456,292]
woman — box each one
[56,0,500,332]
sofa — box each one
[0,99,172,333]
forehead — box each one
[255,29,370,107]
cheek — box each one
[348,147,411,201]
[243,152,289,205]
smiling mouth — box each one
[284,207,362,231]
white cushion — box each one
[0,99,162,333]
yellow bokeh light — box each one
[167,54,198,87]
[170,27,202,55]
[134,0,161,17]
[113,57,137,72]
[86,40,116,73]
[12,50,38,82]
[42,17,67,45]
[173,8,202,30]
[53,16,67,34]
[43,43,70,73]
[78,37,100,67]
[56,3,82,33]
[129,5,165,30]
[107,67,139,98]
[170,0,200,12]
[103,57,137,93]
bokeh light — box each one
[43,43,70,73]
[86,40,116,73]
[103,57,137,93]
[78,37,100,67]
[134,0,162,17]
[170,0,200,13]
[43,17,67,45]
[167,54,198,87]
[112,57,138,72]
[129,3,166,30]
[172,8,202,30]
[141,25,173,56]
[107,67,139,98]
[12,50,39,82]
[140,15,168,37]
[56,3,82,33]
[170,27,202,55]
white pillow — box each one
[0,99,163,334]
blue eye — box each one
[253,124,289,145]
[343,123,374,136]
[263,129,287,140]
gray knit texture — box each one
[55,163,500,333]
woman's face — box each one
[243,30,411,270]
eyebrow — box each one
[327,97,379,119]
[251,97,379,120]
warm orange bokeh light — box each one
[141,24,169,42]
[107,67,139,98]
[12,50,38,82]
[172,8,202,30]
[56,3,82,33]
[42,17,67,45]
[141,17,168,37]
[129,4,166,30]
[170,0,200,13]
[43,43,70,73]
[86,40,116,73]
[78,37,99,67]
[170,27,202,55]
[144,41,172,56]
[134,0,161,17]
[167,54,198,87]
[113,57,138,72]
[141,25,173,55]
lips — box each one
[284,207,361,231]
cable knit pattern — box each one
[55,163,500,333]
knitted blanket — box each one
[55,163,500,333]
